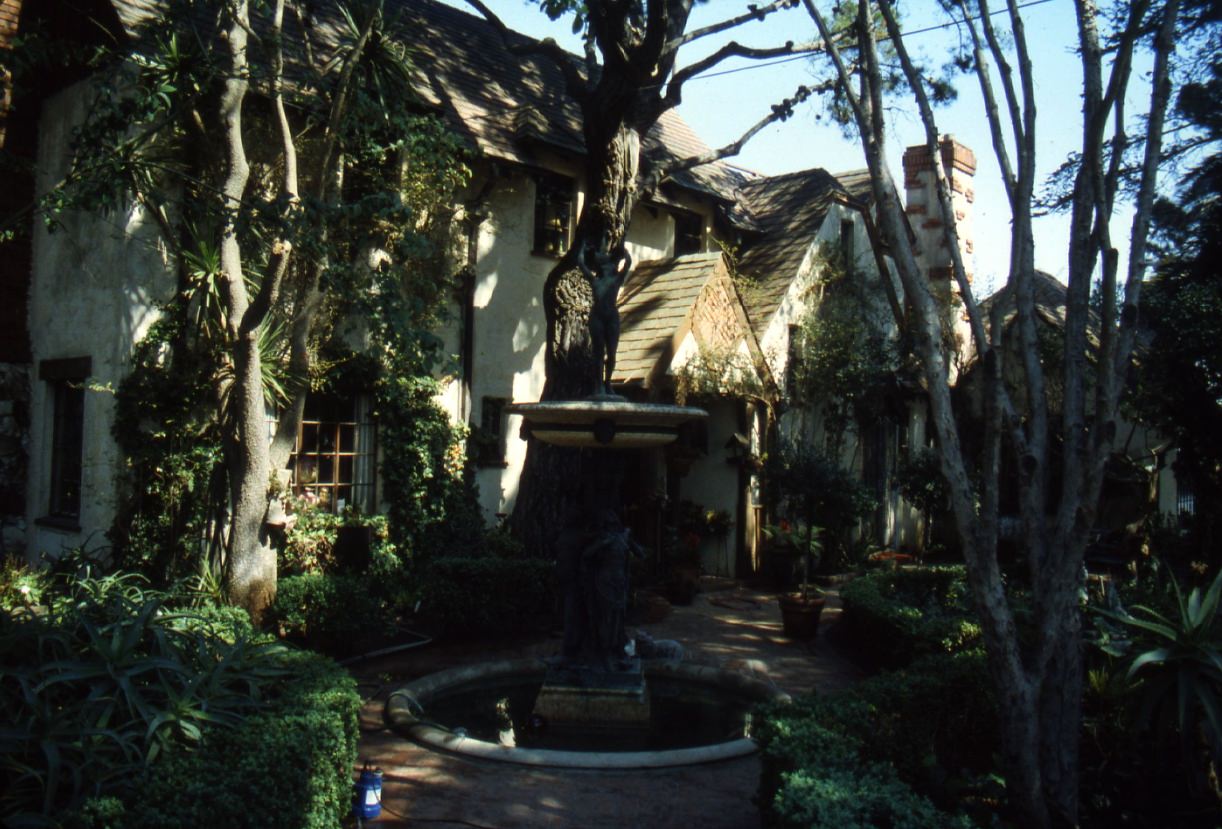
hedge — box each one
[420,556,554,636]
[838,566,982,669]
[2,585,359,829]
[268,572,390,653]
[755,651,997,829]
[117,648,360,829]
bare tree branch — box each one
[955,0,1017,205]
[660,39,821,112]
[648,82,820,188]
[666,0,796,51]
[244,0,299,337]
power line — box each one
[690,0,1059,81]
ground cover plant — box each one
[755,650,995,829]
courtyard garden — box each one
[3,500,1218,827]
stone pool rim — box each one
[385,657,790,769]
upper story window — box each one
[533,172,574,257]
[840,218,855,269]
[674,211,703,256]
[39,356,91,527]
[291,393,376,514]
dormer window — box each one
[533,173,574,257]
[674,211,703,256]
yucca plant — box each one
[1093,568,1222,773]
[0,580,294,825]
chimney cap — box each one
[902,136,977,176]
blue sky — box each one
[438,1,1152,295]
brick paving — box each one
[346,581,864,828]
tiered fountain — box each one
[386,244,787,768]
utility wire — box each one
[690,0,1059,81]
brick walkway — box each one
[347,582,864,828]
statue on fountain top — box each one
[576,237,632,398]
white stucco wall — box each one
[26,80,174,559]
[678,398,740,576]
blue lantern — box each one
[353,764,383,820]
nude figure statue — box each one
[576,238,632,397]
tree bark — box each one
[512,121,642,557]
[218,0,277,622]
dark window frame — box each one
[532,172,574,257]
[674,211,703,256]
[37,357,91,529]
[290,393,376,514]
[475,395,509,467]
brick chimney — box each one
[902,135,976,285]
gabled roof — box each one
[613,251,769,392]
[614,253,721,386]
[733,167,873,336]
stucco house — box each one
[2,0,980,575]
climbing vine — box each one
[788,244,901,456]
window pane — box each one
[50,382,85,518]
[318,456,335,484]
[340,424,355,452]
[339,455,354,484]
[301,423,318,453]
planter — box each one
[778,593,826,641]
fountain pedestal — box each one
[533,660,651,744]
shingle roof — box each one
[613,252,721,385]
[732,167,872,336]
[107,0,745,204]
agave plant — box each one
[1094,568,1222,767]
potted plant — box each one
[773,522,826,640]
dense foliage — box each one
[755,651,995,829]
[765,443,875,570]
[838,566,982,669]
[0,570,358,828]
[420,555,554,637]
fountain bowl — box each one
[386,658,789,769]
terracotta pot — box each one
[778,593,826,641]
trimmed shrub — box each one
[1,583,358,829]
[118,648,359,829]
[839,566,981,669]
[267,572,389,654]
[420,556,554,637]
[755,652,997,828]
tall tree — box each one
[34,0,462,620]
[1133,21,1221,562]
[463,0,828,553]
[800,0,1185,825]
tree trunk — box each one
[226,335,276,622]
[216,0,277,622]
[511,122,641,557]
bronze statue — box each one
[576,238,632,397]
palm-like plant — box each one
[1094,568,1222,769]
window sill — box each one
[35,515,82,533]
[530,249,564,260]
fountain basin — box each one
[386,658,789,769]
